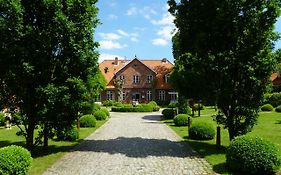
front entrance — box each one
[132,93,141,102]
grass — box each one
[0,120,106,175]
[164,106,281,174]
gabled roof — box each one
[115,58,157,75]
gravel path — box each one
[43,111,213,175]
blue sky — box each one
[96,0,281,63]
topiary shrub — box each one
[0,113,5,126]
[173,114,189,126]
[148,101,158,107]
[0,145,32,175]
[80,115,96,127]
[56,127,79,141]
[188,122,215,140]
[168,102,178,108]
[226,135,281,175]
[94,110,107,120]
[100,108,110,117]
[162,108,176,119]
[148,101,160,111]
[275,105,281,112]
[261,104,274,111]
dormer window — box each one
[104,67,109,73]
[165,74,170,83]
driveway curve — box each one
[44,111,213,175]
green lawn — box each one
[164,107,281,174]
[0,120,106,175]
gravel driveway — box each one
[43,111,213,175]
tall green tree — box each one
[0,0,100,151]
[169,0,281,140]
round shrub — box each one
[275,105,281,112]
[261,104,274,111]
[226,135,281,175]
[94,110,107,120]
[0,145,32,175]
[173,114,189,126]
[162,108,176,119]
[80,115,96,127]
[188,122,215,140]
[148,101,157,107]
[0,113,5,126]
[148,101,160,111]
[168,102,178,108]
[93,103,101,111]
[193,103,205,111]
[100,108,110,117]
[56,127,79,141]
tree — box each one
[169,0,281,140]
[0,0,100,151]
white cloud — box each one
[108,14,118,20]
[98,33,121,40]
[99,53,125,63]
[131,37,138,42]
[99,40,127,50]
[157,26,175,40]
[126,7,137,16]
[117,29,129,37]
[151,13,174,25]
[152,38,168,46]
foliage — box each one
[193,104,205,111]
[56,126,79,141]
[173,114,189,126]
[275,105,281,112]
[0,145,32,175]
[188,122,215,140]
[100,108,110,117]
[0,0,100,150]
[0,113,5,126]
[162,108,176,119]
[155,99,170,107]
[148,101,160,111]
[102,101,123,107]
[226,135,281,175]
[261,104,274,111]
[93,110,107,120]
[168,102,178,108]
[111,104,154,112]
[80,115,96,127]
[148,101,158,107]
[264,93,281,107]
[168,0,281,140]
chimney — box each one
[162,58,167,63]
[114,57,118,65]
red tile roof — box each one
[99,58,174,89]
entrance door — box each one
[132,93,140,102]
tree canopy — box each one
[169,0,281,140]
[0,0,101,151]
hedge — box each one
[264,93,281,107]
[111,105,154,112]
[226,135,281,175]
[260,104,274,111]
[0,113,5,126]
[94,110,108,120]
[276,105,281,112]
[0,145,32,175]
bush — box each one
[264,92,281,107]
[0,145,32,175]
[173,114,189,126]
[100,108,110,117]
[261,104,274,111]
[148,101,158,107]
[94,110,107,120]
[276,105,281,112]
[188,122,215,140]
[93,103,101,111]
[80,115,96,127]
[111,106,153,112]
[102,100,114,106]
[56,127,79,141]
[148,101,160,111]
[193,103,205,111]
[168,102,178,108]
[162,108,176,119]
[0,113,5,126]
[226,135,281,175]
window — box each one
[133,75,140,84]
[165,74,170,83]
[120,75,125,84]
[147,90,152,101]
[170,92,178,102]
[122,91,126,101]
[106,91,113,101]
[147,75,153,83]
[159,90,165,100]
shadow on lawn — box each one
[275,120,281,124]
[142,114,161,121]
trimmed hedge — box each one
[94,110,107,120]
[261,104,274,111]
[162,108,176,119]
[188,122,215,140]
[276,105,281,112]
[111,104,154,112]
[264,92,281,107]
[0,113,5,126]
[0,145,32,175]
[56,127,79,141]
[226,135,281,175]
[173,114,189,126]
[80,115,96,127]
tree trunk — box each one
[26,120,35,152]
